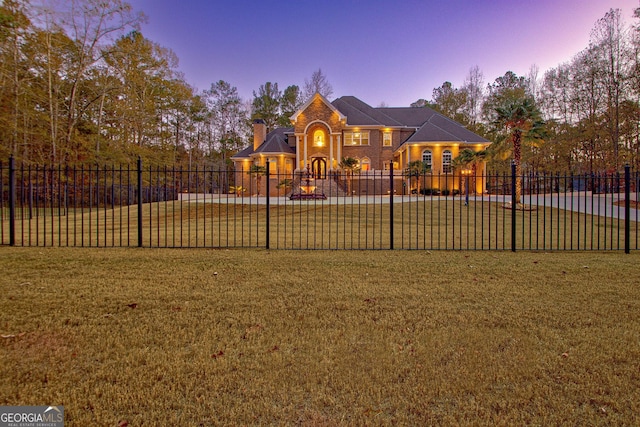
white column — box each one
[303,134,308,168]
[295,135,300,171]
[337,135,342,165]
[329,134,334,170]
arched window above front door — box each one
[313,130,325,147]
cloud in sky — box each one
[127,0,639,106]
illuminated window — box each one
[422,150,432,169]
[343,131,369,146]
[442,150,452,174]
[383,131,392,147]
[360,157,370,171]
[313,130,325,147]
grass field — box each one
[1,248,639,425]
[3,198,637,250]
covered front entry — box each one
[311,158,327,179]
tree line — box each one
[420,8,640,174]
[1,1,639,174]
[0,0,332,168]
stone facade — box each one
[291,96,344,134]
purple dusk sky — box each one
[126,0,639,107]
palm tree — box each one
[339,157,360,195]
[453,148,477,170]
[229,185,246,197]
[404,160,430,194]
[277,178,293,196]
[453,148,487,174]
[248,164,267,196]
[453,148,487,198]
[493,97,544,205]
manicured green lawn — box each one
[1,248,639,425]
[4,199,636,250]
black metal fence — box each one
[1,157,638,251]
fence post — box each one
[9,156,16,246]
[389,162,394,250]
[265,162,270,250]
[137,157,143,247]
[625,164,630,254]
[511,161,516,252]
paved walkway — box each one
[518,192,637,220]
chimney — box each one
[253,119,267,151]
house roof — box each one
[231,144,254,159]
[331,96,404,127]
[395,110,490,144]
[254,128,295,155]
[377,107,435,127]
[332,96,488,145]
[233,95,489,159]
[231,127,294,159]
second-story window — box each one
[344,131,370,146]
[383,131,392,147]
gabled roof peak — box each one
[290,92,346,124]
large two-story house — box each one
[231,93,490,196]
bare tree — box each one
[462,65,484,126]
[55,0,144,157]
[632,7,640,166]
[33,5,64,161]
[303,68,333,100]
[590,8,628,169]
[527,64,541,101]
[0,0,31,158]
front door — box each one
[311,158,327,179]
